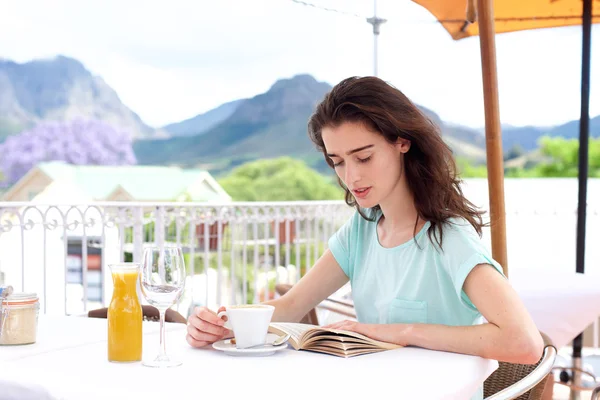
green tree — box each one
[218,157,343,201]
[504,144,525,161]
[532,136,600,177]
[456,157,488,178]
[504,167,539,178]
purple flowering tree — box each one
[0,118,137,185]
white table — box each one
[0,316,497,400]
[509,268,600,349]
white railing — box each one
[0,201,353,317]
[1,186,600,325]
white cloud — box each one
[0,0,598,128]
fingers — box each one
[188,315,229,337]
[186,306,231,348]
[323,320,353,330]
[187,322,225,342]
[217,306,227,321]
[194,306,226,327]
[186,333,211,348]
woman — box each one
[186,76,543,380]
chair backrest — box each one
[317,298,357,322]
[88,305,187,324]
[483,332,554,400]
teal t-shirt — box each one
[328,210,504,400]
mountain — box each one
[134,74,487,172]
[0,55,163,140]
[550,115,600,141]
[161,99,244,136]
[501,126,548,152]
[134,74,333,168]
[416,106,487,161]
[502,116,600,152]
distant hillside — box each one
[134,74,488,172]
[134,74,333,168]
[417,107,486,161]
[162,99,244,137]
[502,116,600,152]
[3,53,599,171]
[0,55,163,140]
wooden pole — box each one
[476,0,508,276]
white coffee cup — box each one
[217,304,275,349]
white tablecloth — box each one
[509,269,600,349]
[0,316,497,400]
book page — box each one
[305,335,368,346]
[269,323,401,356]
[304,345,388,358]
[304,339,381,351]
[303,328,401,350]
[269,323,318,350]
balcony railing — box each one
[1,197,599,325]
[0,201,353,317]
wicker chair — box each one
[88,305,187,324]
[483,332,556,399]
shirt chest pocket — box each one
[388,298,428,324]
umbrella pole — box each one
[476,0,508,276]
[570,0,593,399]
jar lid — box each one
[2,292,38,306]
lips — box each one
[352,187,371,199]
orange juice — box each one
[108,263,142,362]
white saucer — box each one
[212,333,289,357]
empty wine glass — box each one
[140,245,186,367]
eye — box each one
[357,156,371,163]
[332,160,344,167]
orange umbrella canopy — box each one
[413,0,600,39]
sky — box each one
[0,0,598,130]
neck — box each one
[377,176,421,231]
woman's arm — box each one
[325,264,544,364]
[262,249,349,323]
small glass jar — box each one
[0,292,40,345]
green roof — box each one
[36,162,229,201]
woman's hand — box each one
[323,320,412,346]
[186,306,232,348]
[322,319,364,333]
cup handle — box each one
[216,310,232,330]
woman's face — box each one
[322,121,410,209]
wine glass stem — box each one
[159,309,167,358]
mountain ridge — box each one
[0,55,164,140]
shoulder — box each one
[430,218,505,310]
[432,217,484,252]
[337,208,378,237]
[429,217,502,275]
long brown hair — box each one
[307,76,486,248]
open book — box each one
[268,322,401,358]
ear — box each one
[396,138,411,154]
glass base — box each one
[142,355,182,368]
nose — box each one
[344,162,361,187]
